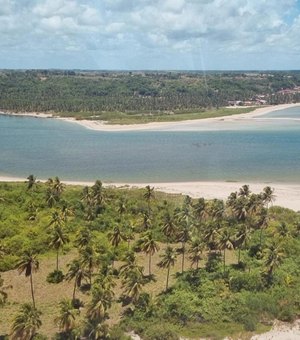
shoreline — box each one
[1,176,300,211]
[1,103,300,131]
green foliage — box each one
[0,181,300,338]
[46,270,64,283]
[1,70,300,123]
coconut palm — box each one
[46,188,58,208]
[92,180,105,211]
[49,225,69,271]
[61,203,74,223]
[263,240,285,282]
[239,184,251,198]
[108,226,126,248]
[65,259,89,300]
[122,268,145,304]
[48,210,64,228]
[75,228,92,249]
[176,223,190,273]
[217,227,235,273]
[87,286,113,322]
[119,252,144,280]
[85,321,110,340]
[26,174,36,190]
[188,238,205,270]
[157,246,177,290]
[161,211,177,243]
[10,303,42,340]
[193,197,206,222]
[53,176,65,198]
[234,223,251,263]
[144,185,155,214]
[139,231,160,275]
[80,246,96,287]
[54,299,77,334]
[117,196,127,216]
[208,199,225,221]
[16,251,39,308]
[262,186,275,208]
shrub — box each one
[46,270,64,283]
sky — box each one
[1,0,300,70]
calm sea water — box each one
[1,107,300,183]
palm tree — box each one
[16,251,39,308]
[87,286,113,322]
[139,231,160,275]
[176,223,190,273]
[80,246,96,287]
[119,252,144,280]
[161,211,177,243]
[188,238,204,270]
[26,174,36,190]
[234,223,251,263]
[10,303,42,340]
[117,196,127,217]
[157,246,177,290]
[193,197,206,222]
[262,186,275,208]
[65,259,89,301]
[239,184,251,198]
[92,180,105,213]
[144,185,155,214]
[217,227,235,273]
[53,176,65,198]
[54,299,77,334]
[263,241,285,283]
[61,203,74,223]
[108,226,126,248]
[48,210,64,228]
[75,228,92,249]
[49,225,69,272]
[122,268,145,304]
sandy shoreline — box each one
[1,176,300,211]
[1,103,300,131]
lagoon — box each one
[1,107,300,183]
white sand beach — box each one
[1,176,300,211]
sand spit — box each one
[1,103,300,132]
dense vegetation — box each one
[0,179,299,339]
[1,70,300,123]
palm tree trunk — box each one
[56,249,59,272]
[260,228,263,247]
[72,280,76,301]
[149,254,151,275]
[181,242,185,273]
[238,248,241,263]
[166,266,170,290]
[30,272,36,308]
[223,248,226,273]
[196,259,199,270]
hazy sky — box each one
[1,0,300,70]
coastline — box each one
[1,176,300,211]
[1,103,300,131]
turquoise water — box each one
[1,107,300,183]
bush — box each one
[143,323,179,340]
[46,270,64,283]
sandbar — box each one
[1,103,300,132]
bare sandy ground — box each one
[1,176,300,211]
[1,103,300,132]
